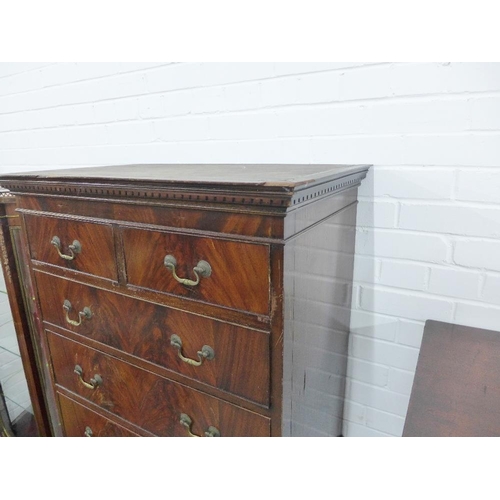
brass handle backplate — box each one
[179,413,220,437]
[170,334,215,367]
[51,236,81,261]
[164,255,212,287]
[74,364,102,390]
[63,299,92,327]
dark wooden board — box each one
[404,320,500,437]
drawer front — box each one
[57,394,139,437]
[47,331,271,437]
[24,214,117,280]
[36,272,270,406]
[58,393,140,437]
[122,227,270,315]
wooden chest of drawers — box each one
[0,164,369,437]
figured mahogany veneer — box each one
[48,331,270,437]
[35,270,270,406]
[122,227,270,315]
[0,163,369,437]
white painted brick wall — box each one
[0,62,499,437]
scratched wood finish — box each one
[23,213,117,281]
[404,320,500,437]
[58,393,140,437]
[47,331,271,437]
[122,227,270,315]
[35,270,270,406]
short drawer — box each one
[47,331,271,437]
[23,213,117,280]
[122,227,270,316]
[58,393,140,437]
[36,271,270,406]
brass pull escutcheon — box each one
[170,334,215,367]
[179,413,220,437]
[51,236,82,261]
[84,426,93,437]
[74,364,102,390]
[63,299,92,327]
[164,255,212,286]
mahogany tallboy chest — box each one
[0,164,369,437]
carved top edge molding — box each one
[0,168,369,209]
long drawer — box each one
[36,271,270,406]
[47,331,271,437]
[122,227,270,315]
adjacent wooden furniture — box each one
[0,190,51,436]
[0,164,369,437]
[404,320,500,437]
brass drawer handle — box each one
[170,334,215,367]
[51,236,82,261]
[74,364,102,390]
[84,426,93,437]
[179,413,220,437]
[164,255,212,287]
[63,299,92,326]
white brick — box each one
[357,200,397,228]
[201,62,274,86]
[350,335,420,371]
[399,203,500,238]
[448,62,500,93]
[366,407,405,435]
[138,94,165,118]
[364,99,469,134]
[346,379,410,416]
[311,136,405,165]
[339,65,393,101]
[388,368,416,396]
[277,106,366,137]
[360,286,454,322]
[371,167,455,200]
[355,229,449,263]
[454,239,500,272]
[208,113,277,140]
[296,72,341,104]
[107,121,152,144]
[454,302,500,332]
[346,357,390,386]
[154,117,209,142]
[378,260,428,291]
[481,275,500,306]
[349,309,398,341]
[190,87,223,114]
[470,96,500,130]
[401,134,500,167]
[145,63,202,93]
[66,125,108,147]
[223,83,260,111]
[260,78,299,107]
[274,62,361,76]
[390,62,450,96]
[352,255,379,284]
[93,101,116,123]
[397,320,425,348]
[427,266,480,300]
[343,420,391,437]
[456,169,500,203]
[115,98,140,121]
